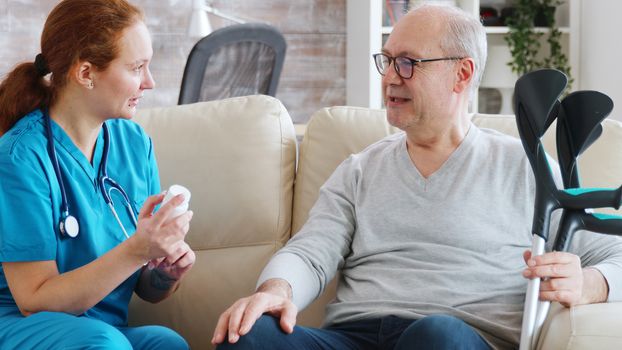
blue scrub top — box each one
[0,109,160,326]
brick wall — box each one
[0,0,346,123]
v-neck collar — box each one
[400,122,479,186]
[47,117,105,182]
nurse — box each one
[0,0,194,349]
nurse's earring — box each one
[88,80,94,89]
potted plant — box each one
[504,0,572,88]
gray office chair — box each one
[178,23,287,104]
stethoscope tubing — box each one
[45,112,138,239]
[45,112,71,219]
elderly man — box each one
[212,4,622,349]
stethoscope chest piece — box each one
[60,213,79,238]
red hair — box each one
[0,0,144,134]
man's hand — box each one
[523,250,608,307]
[211,279,297,345]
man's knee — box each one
[216,315,285,350]
[412,314,466,334]
[398,314,483,349]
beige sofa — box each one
[130,95,622,349]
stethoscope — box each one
[45,112,138,239]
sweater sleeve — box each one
[255,155,360,310]
[545,157,622,301]
[569,229,622,301]
[256,252,321,309]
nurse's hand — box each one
[130,193,193,263]
[135,241,195,302]
[151,240,195,281]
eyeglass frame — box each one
[372,53,465,79]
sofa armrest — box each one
[537,302,622,349]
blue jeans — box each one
[217,314,491,350]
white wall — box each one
[579,0,622,122]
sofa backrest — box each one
[294,107,622,230]
[124,99,622,346]
[129,95,297,349]
[293,106,622,326]
[292,106,400,233]
[473,114,622,213]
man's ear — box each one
[453,58,475,94]
[73,61,95,89]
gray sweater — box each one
[258,124,622,349]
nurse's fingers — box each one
[165,211,193,237]
[151,194,186,226]
[147,257,165,270]
[162,253,194,280]
[177,250,195,269]
[166,247,195,270]
[159,241,190,267]
[162,241,194,267]
[138,193,166,219]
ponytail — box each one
[0,61,51,135]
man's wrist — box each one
[581,267,609,304]
[256,278,293,300]
[150,268,179,291]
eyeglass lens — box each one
[374,54,413,79]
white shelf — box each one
[346,0,580,113]
[485,26,571,34]
[384,26,571,35]
[346,0,382,109]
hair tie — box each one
[34,53,50,76]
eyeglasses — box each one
[372,53,464,79]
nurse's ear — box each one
[72,61,96,90]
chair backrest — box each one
[178,23,287,105]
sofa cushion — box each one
[128,95,297,349]
[537,302,622,349]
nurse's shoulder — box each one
[106,118,153,155]
[0,109,47,159]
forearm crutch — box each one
[514,69,622,350]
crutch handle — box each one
[559,186,622,210]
